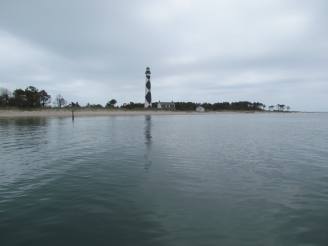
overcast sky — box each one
[0,0,327,111]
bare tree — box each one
[276,104,285,112]
[0,87,11,106]
[55,94,67,108]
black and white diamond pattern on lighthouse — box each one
[146,81,151,90]
[146,92,151,103]
[145,67,152,108]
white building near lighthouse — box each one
[157,101,175,110]
[196,105,205,112]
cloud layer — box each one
[0,0,327,111]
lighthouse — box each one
[145,67,152,108]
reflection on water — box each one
[144,115,152,170]
[0,117,49,152]
[0,117,48,129]
[1,113,328,246]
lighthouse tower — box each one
[145,67,152,108]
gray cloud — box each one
[0,0,327,111]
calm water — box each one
[1,113,328,246]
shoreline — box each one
[0,109,197,118]
[0,109,301,118]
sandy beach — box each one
[0,109,223,118]
[0,109,298,118]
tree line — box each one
[121,101,291,111]
[268,104,291,112]
[1,86,290,111]
[0,86,118,109]
[0,86,75,108]
[174,101,266,111]
[0,86,51,108]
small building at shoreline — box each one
[157,101,175,110]
[196,105,205,112]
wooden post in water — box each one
[71,103,75,121]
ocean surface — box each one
[1,113,328,246]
